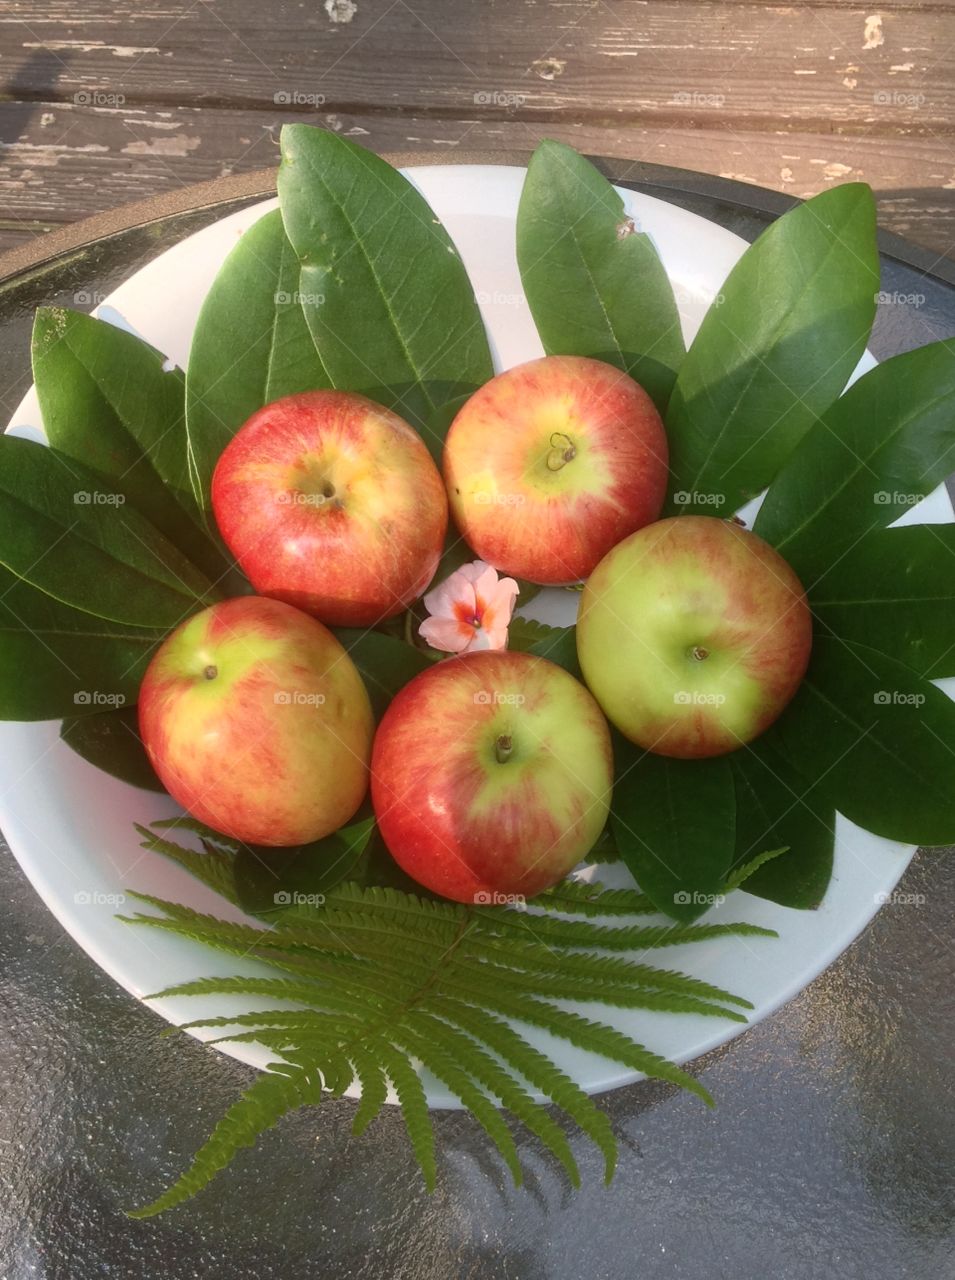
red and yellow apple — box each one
[576,516,812,758]
[370,649,613,903]
[138,596,374,845]
[212,390,448,627]
[442,355,668,585]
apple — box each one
[442,355,668,585]
[370,650,613,903]
[576,516,812,758]
[138,596,374,845]
[212,390,448,627]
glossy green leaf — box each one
[664,184,878,515]
[611,739,736,921]
[333,628,434,720]
[61,707,165,791]
[811,523,955,678]
[0,565,163,720]
[185,208,331,515]
[0,436,218,629]
[730,738,835,909]
[508,617,581,678]
[755,342,955,582]
[277,125,493,455]
[31,308,227,582]
[516,139,685,412]
[772,637,955,845]
[233,814,377,918]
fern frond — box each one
[375,1041,437,1192]
[133,826,239,904]
[431,996,616,1183]
[533,880,657,916]
[724,846,789,893]
[127,1061,324,1219]
[348,1047,389,1136]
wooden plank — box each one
[1,102,954,260]
[2,1,953,130]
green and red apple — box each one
[371,650,613,902]
[577,516,812,758]
[212,390,448,627]
[138,596,374,846]
[443,355,668,585]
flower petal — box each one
[419,616,473,653]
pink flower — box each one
[419,560,519,654]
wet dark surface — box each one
[0,173,953,1280]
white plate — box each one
[2,166,950,1108]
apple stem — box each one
[203,664,218,681]
[495,734,514,764]
[691,646,709,662]
[546,432,577,472]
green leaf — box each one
[772,637,955,845]
[516,139,685,413]
[232,815,377,919]
[61,707,164,792]
[611,740,736,921]
[0,436,219,628]
[0,565,162,720]
[810,524,955,679]
[755,341,955,581]
[664,184,879,515]
[185,208,332,515]
[333,628,434,720]
[730,739,835,909]
[507,616,581,677]
[277,125,493,455]
[31,308,228,582]
[128,1062,325,1218]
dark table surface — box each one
[0,166,953,1280]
